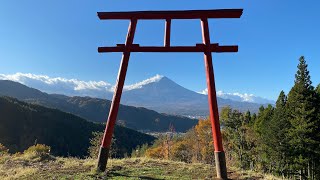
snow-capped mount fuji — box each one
[122,76,207,108]
[121,75,267,116]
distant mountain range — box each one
[0,80,198,132]
[120,76,269,116]
[0,73,274,117]
[0,96,155,157]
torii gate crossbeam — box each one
[96,9,243,180]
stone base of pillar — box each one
[97,146,109,172]
[215,151,228,180]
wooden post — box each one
[97,19,137,172]
[164,19,171,47]
[201,18,228,180]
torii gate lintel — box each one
[96,9,243,180]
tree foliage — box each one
[142,56,320,179]
[286,56,320,178]
[144,119,215,164]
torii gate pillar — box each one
[201,18,227,179]
[96,9,243,180]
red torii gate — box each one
[96,9,243,179]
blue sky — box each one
[1,1,320,100]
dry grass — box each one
[0,154,284,179]
[233,169,284,180]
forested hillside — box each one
[0,80,197,132]
[134,56,320,180]
[0,97,155,157]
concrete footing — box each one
[97,146,109,172]
[214,151,228,180]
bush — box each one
[0,143,9,156]
[145,146,165,159]
[87,131,117,158]
[170,141,192,163]
[24,144,50,155]
[23,144,51,160]
[131,143,149,158]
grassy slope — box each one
[0,155,282,180]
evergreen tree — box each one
[253,104,274,172]
[286,56,319,179]
[244,110,252,124]
[251,113,257,125]
[314,84,320,179]
[268,91,290,176]
[221,107,255,169]
[316,84,320,95]
[254,105,274,136]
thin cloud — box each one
[198,88,274,104]
[123,74,164,91]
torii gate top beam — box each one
[97,9,243,54]
[98,9,243,20]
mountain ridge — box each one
[0,73,274,104]
[0,73,272,116]
[0,96,155,157]
[0,80,198,132]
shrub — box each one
[87,131,117,158]
[170,141,192,163]
[24,144,50,155]
[145,146,165,159]
[0,143,9,156]
[23,144,51,160]
[131,143,149,158]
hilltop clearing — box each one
[0,155,280,180]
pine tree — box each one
[253,105,274,172]
[244,110,252,124]
[316,84,320,95]
[286,56,319,179]
[221,107,259,170]
[314,83,320,179]
[268,91,290,176]
[254,105,274,136]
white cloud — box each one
[123,74,164,91]
[0,73,164,98]
[198,88,274,104]
[0,72,114,98]
[199,88,208,95]
[0,72,111,90]
[217,90,255,102]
